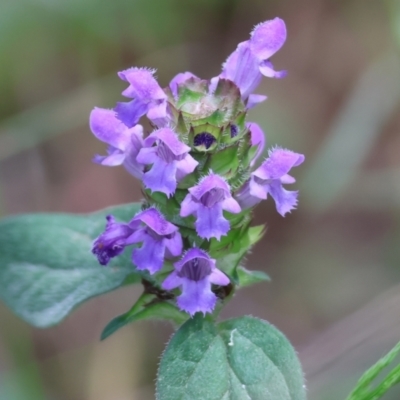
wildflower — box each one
[136,128,198,197]
[90,108,145,178]
[92,215,134,266]
[114,68,168,127]
[162,248,229,315]
[211,18,287,105]
[235,148,304,215]
[180,173,241,240]
[129,208,182,274]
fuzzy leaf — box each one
[156,314,306,400]
[0,203,142,328]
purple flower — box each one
[92,215,134,266]
[247,122,265,166]
[90,108,145,179]
[136,128,198,197]
[180,173,241,240]
[211,18,286,103]
[114,68,168,127]
[129,208,183,274]
[169,72,198,99]
[162,248,230,316]
[236,148,304,215]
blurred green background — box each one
[1,0,400,399]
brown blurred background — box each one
[1,0,400,399]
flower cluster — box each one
[90,18,304,316]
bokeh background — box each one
[1,0,400,399]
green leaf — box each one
[101,292,188,340]
[0,203,142,328]
[156,314,306,400]
[346,341,400,400]
[237,266,270,287]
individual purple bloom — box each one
[212,18,287,102]
[92,215,134,266]
[235,148,304,215]
[129,207,183,274]
[180,173,241,240]
[247,122,265,166]
[90,107,145,179]
[136,128,198,197]
[169,72,198,99]
[114,68,168,127]
[162,248,230,316]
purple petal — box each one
[125,228,146,244]
[180,194,199,217]
[144,128,191,157]
[93,149,125,166]
[195,203,230,241]
[118,67,166,102]
[142,158,178,197]
[90,108,130,149]
[132,235,165,274]
[136,147,158,164]
[221,41,262,99]
[259,60,287,79]
[234,181,263,210]
[250,18,287,61]
[249,178,268,200]
[268,181,298,216]
[174,248,216,270]
[165,232,183,258]
[92,215,133,265]
[122,126,145,178]
[176,154,199,181]
[247,94,267,109]
[189,174,230,201]
[177,279,217,316]
[247,122,266,165]
[209,269,230,286]
[281,174,296,184]
[147,101,168,125]
[254,148,305,181]
[114,99,148,128]
[221,197,241,214]
[132,207,177,236]
[162,271,182,290]
[169,72,197,98]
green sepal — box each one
[189,124,222,151]
[205,145,239,178]
[101,290,188,340]
[213,78,244,121]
